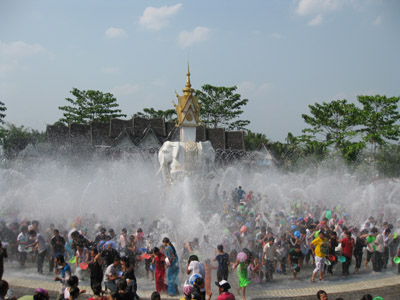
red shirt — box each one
[217,292,236,300]
[341,237,354,257]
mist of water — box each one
[1,154,400,255]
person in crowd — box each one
[215,280,235,300]
[162,237,179,296]
[288,244,303,280]
[316,290,328,300]
[17,225,28,268]
[152,247,167,294]
[103,256,121,293]
[26,230,47,274]
[88,248,104,292]
[311,231,328,283]
[54,254,72,300]
[214,245,229,282]
[261,237,276,282]
[232,253,250,300]
[50,229,66,273]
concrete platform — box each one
[4,262,399,300]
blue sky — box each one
[1,0,399,141]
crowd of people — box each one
[0,184,397,300]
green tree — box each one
[376,144,400,177]
[0,101,6,125]
[302,99,361,149]
[0,123,45,159]
[58,88,126,124]
[357,95,400,158]
[244,130,269,151]
[134,107,177,122]
[195,84,250,130]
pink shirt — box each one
[217,292,236,300]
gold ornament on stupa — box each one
[174,63,200,127]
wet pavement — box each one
[4,260,399,300]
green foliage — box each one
[0,101,6,125]
[134,107,177,122]
[357,95,400,156]
[0,123,45,159]
[59,88,126,124]
[302,99,360,149]
[301,99,367,162]
[244,130,269,151]
[376,144,400,177]
[195,84,250,130]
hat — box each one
[215,280,231,290]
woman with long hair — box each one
[162,237,179,296]
[152,247,168,294]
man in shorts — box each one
[311,231,328,282]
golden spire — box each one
[183,61,194,96]
[174,62,200,126]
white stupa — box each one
[158,64,215,183]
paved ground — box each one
[4,260,399,300]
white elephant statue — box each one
[158,141,216,184]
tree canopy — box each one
[0,101,6,125]
[357,95,400,156]
[58,88,126,124]
[134,107,177,122]
[0,123,45,159]
[195,84,250,130]
[301,99,361,149]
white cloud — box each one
[372,15,382,25]
[101,67,121,75]
[308,14,323,26]
[0,40,50,76]
[296,0,340,16]
[105,27,127,39]
[152,79,167,88]
[237,81,273,98]
[0,40,47,59]
[139,3,182,31]
[269,33,284,39]
[178,26,210,48]
[111,84,139,96]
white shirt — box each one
[36,233,47,254]
[103,264,117,283]
[188,261,205,279]
[263,242,276,261]
[17,232,27,252]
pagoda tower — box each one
[174,63,200,142]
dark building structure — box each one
[46,117,245,153]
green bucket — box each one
[338,256,346,263]
[325,210,332,219]
[393,256,400,264]
[69,256,77,264]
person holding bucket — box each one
[340,231,354,277]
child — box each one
[213,245,229,281]
[248,257,262,283]
[233,256,250,300]
[204,259,215,296]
